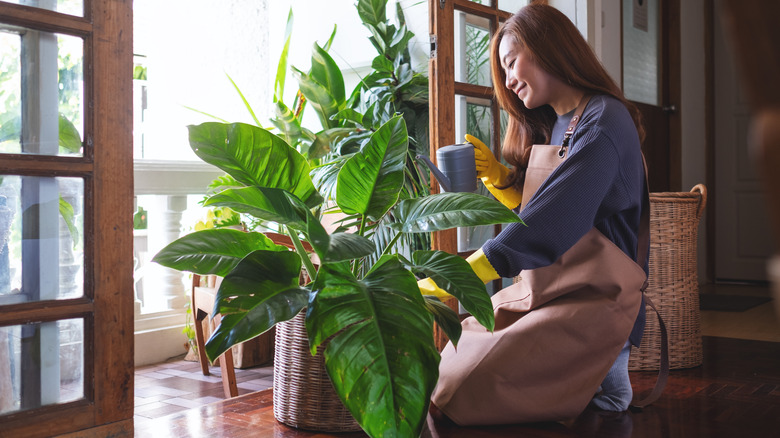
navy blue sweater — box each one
[483,94,648,343]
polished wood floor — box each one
[133,284,780,437]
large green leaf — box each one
[336,116,408,220]
[323,232,375,263]
[412,250,495,332]
[187,122,322,208]
[357,0,387,27]
[307,257,438,438]
[205,186,330,258]
[390,192,524,233]
[205,250,308,361]
[152,229,284,277]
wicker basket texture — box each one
[629,184,707,371]
[273,311,362,432]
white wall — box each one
[134,0,270,161]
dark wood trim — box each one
[0,155,93,175]
[454,81,493,99]
[704,0,715,283]
[90,0,135,426]
[429,0,458,253]
[0,300,93,326]
[666,0,682,191]
[0,2,92,36]
[0,401,96,437]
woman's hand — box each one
[467,134,509,185]
[465,134,523,209]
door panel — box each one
[0,1,134,436]
[623,0,678,192]
[713,0,772,281]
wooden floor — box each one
[132,284,780,437]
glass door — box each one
[0,1,134,436]
[429,0,529,291]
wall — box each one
[133,0,270,161]
[679,0,709,280]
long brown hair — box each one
[490,4,644,188]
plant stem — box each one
[378,231,403,260]
[286,226,317,283]
[352,215,368,277]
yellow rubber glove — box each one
[466,248,500,284]
[417,248,500,298]
[417,277,452,299]
[466,134,523,210]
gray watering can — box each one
[417,143,477,193]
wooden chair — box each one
[191,273,238,398]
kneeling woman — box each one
[418,4,648,425]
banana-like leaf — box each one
[226,73,261,127]
[205,249,308,361]
[187,122,323,208]
[423,296,462,347]
[324,232,375,263]
[309,127,353,160]
[390,192,524,233]
[275,8,294,101]
[336,116,407,220]
[293,66,340,131]
[152,229,285,277]
[204,186,330,258]
[307,257,438,438]
[357,0,387,27]
[311,155,349,201]
[271,100,303,147]
[412,250,495,332]
[310,43,345,109]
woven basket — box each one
[273,311,362,432]
[629,184,707,371]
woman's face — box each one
[498,36,552,111]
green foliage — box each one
[153,116,523,437]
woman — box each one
[419,4,649,425]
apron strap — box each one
[631,295,670,409]
[630,152,670,410]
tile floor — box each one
[133,356,274,427]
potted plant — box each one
[152,114,522,437]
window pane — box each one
[455,95,495,252]
[0,318,84,415]
[1,0,83,17]
[454,12,491,87]
[0,175,84,302]
[622,0,660,105]
[498,0,528,14]
[0,27,84,156]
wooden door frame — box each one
[428,0,513,255]
[0,1,134,436]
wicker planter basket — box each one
[273,311,362,432]
[629,184,707,371]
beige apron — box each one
[431,98,649,426]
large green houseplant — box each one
[153,114,522,437]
